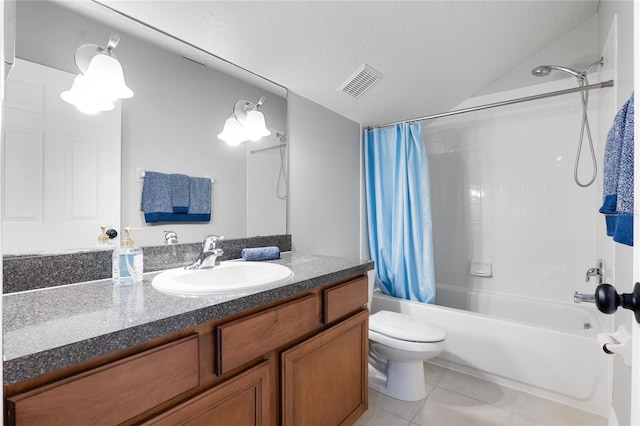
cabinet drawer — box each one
[323,275,368,323]
[216,294,320,375]
[7,335,200,426]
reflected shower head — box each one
[531,65,552,77]
[531,65,584,79]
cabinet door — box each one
[145,361,271,426]
[282,310,368,426]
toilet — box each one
[368,310,447,401]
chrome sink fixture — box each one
[152,261,294,296]
[186,235,224,270]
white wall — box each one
[477,14,599,96]
[288,92,361,258]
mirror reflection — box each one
[3,0,288,255]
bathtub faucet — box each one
[585,260,603,284]
[574,291,595,304]
[585,267,602,283]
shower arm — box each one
[368,80,614,129]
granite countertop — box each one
[3,252,373,384]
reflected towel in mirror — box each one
[141,171,211,223]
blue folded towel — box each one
[600,92,634,246]
[141,171,172,217]
[141,171,211,223]
[170,174,190,214]
[188,177,212,217]
[242,246,281,261]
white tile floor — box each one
[355,363,608,426]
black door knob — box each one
[595,282,640,323]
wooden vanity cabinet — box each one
[4,275,369,426]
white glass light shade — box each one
[244,109,271,142]
[217,116,247,146]
[60,52,132,114]
[83,53,134,100]
[61,74,116,115]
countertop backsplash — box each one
[3,234,292,294]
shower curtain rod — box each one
[367,79,614,129]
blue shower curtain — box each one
[364,122,436,303]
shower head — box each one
[531,65,552,77]
[531,58,603,81]
[531,65,584,79]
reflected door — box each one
[2,58,121,254]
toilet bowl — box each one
[368,310,446,401]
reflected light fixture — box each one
[61,34,133,115]
[217,96,271,146]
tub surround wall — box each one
[3,235,291,293]
[424,78,600,305]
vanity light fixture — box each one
[217,96,271,146]
[61,34,133,115]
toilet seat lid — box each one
[370,310,446,342]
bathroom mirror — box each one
[2,0,287,254]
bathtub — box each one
[370,284,611,416]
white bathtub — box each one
[370,284,611,416]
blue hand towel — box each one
[188,177,211,220]
[600,92,634,246]
[242,246,281,261]
[170,174,190,214]
[141,171,173,218]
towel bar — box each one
[135,168,214,184]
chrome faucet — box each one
[574,291,595,304]
[185,235,224,270]
[164,231,178,245]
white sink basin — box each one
[152,261,294,296]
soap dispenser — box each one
[112,227,143,285]
[95,226,117,250]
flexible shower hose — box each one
[574,78,598,187]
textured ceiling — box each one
[91,0,599,127]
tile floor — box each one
[355,363,608,426]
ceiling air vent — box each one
[338,63,382,98]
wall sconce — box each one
[61,34,133,115]
[217,96,271,146]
